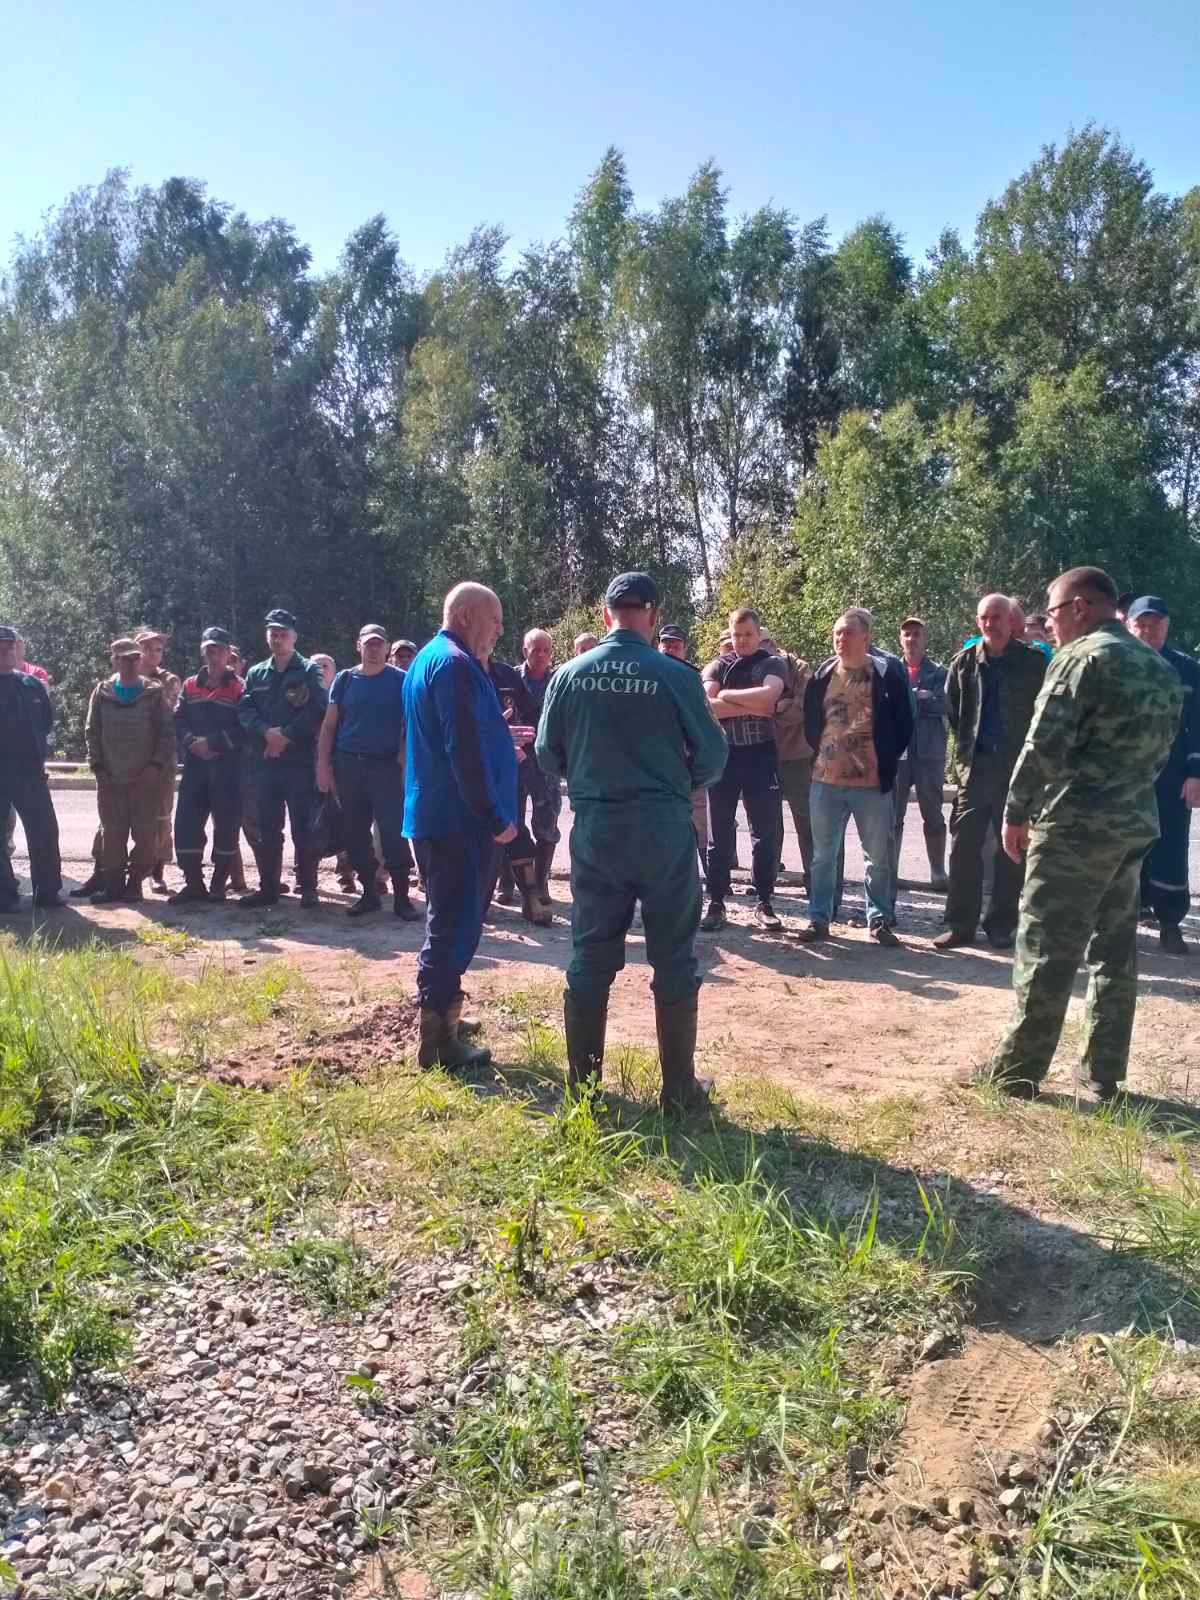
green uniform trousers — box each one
[567,804,701,1006]
[990,828,1150,1087]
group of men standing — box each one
[1,562,1196,1113]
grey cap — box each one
[358,623,388,642]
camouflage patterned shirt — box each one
[1005,621,1183,843]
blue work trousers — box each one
[413,826,495,1014]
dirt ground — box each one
[19,861,1200,1106]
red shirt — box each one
[19,660,50,684]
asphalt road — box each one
[13,787,1200,909]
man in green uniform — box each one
[536,573,728,1110]
[237,609,328,909]
[982,567,1182,1101]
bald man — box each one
[404,583,519,1070]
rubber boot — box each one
[238,848,282,909]
[535,840,555,904]
[297,857,321,910]
[928,831,948,893]
[417,1008,446,1069]
[515,860,552,927]
[564,988,608,1089]
[655,993,711,1112]
[445,992,491,1067]
[417,1000,490,1070]
[208,862,231,902]
[71,868,103,898]
[496,859,517,906]
[347,874,383,918]
[167,862,209,904]
[89,868,128,905]
[229,853,249,895]
[124,872,145,903]
[393,874,420,921]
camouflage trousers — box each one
[989,827,1151,1087]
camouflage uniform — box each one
[989,622,1182,1089]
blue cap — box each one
[201,626,232,646]
[1126,595,1169,621]
[0,624,19,643]
[264,608,298,630]
[605,572,660,609]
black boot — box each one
[149,862,169,894]
[238,848,282,908]
[535,840,556,904]
[347,873,383,917]
[208,862,231,902]
[297,857,321,910]
[124,872,145,903]
[71,869,103,898]
[167,863,209,905]
[393,874,420,921]
[564,989,607,1088]
[89,869,128,905]
[229,853,249,895]
[655,993,711,1112]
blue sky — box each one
[3,0,1197,278]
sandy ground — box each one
[10,790,1200,1105]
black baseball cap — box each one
[358,623,388,642]
[201,626,232,646]
[0,624,18,642]
[658,624,686,642]
[264,608,298,629]
[1127,595,1169,621]
[605,572,660,609]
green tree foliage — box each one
[1,127,1198,754]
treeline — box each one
[1,125,1198,747]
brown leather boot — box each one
[515,860,552,927]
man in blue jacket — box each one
[0,623,62,910]
[404,583,519,1070]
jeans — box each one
[413,827,494,1014]
[809,781,896,928]
[705,743,781,904]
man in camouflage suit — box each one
[983,567,1182,1101]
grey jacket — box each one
[902,654,948,765]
